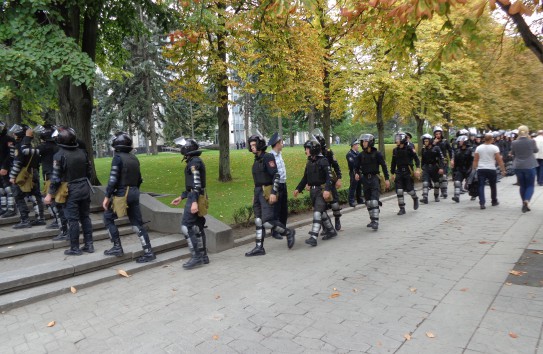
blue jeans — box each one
[537,159,543,185]
[477,169,497,206]
[515,168,536,202]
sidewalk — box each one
[1,177,542,353]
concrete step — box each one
[0,232,185,295]
[0,247,191,312]
[0,204,102,226]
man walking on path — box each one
[473,133,506,209]
[269,133,289,240]
[510,125,539,212]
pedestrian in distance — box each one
[102,132,156,263]
[472,133,506,210]
[244,132,295,256]
[510,125,539,212]
[171,138,210,269]
[294,138,337,245]
[354,134,390,230]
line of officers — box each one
[243,126,491,256]
[0,122,156,263]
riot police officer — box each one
[355,134,390,230]
[294,138,336,246]
[346,139,363,207]
[391,132,421,215]
[44,126,94,256]
[171,138,210,269]
[8,124,45,228]
[433,126,454,198]
[312,129,342,231]
[420,134,445,203]
[103,132,156,263]
[451,135,474,203]
[245,133,295,256]
[0,121,16,218]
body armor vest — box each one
[185,156,206,191]
[422,147,440,165]
[393,147,411,167]
[117,152,141,187]
[359,150,379,174]
[61,147,88,182]
[306,157,326,186]
[0,134,14,166]
[455,148,472,170]
[252,154,273,186]
[40,141,58,178]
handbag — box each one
[112,187,130,218]
[15,154,34,193]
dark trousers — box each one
[273,183,288,227]
[537,159,543,185]
[361,175,380,201]
[515,168,536,202]
[65,197,92,248]
[104,187,147,240]
[477,169,497,206]
[348,172,362,204]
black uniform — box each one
[39,140,66,235]
[103,151,155,262]
[346,148,363,206]
[179,151,208,267]
[391,145,420,214]
[0,133,16,217]
[434,138,454,198]
[9,135,45,227]
[421,144,445,203]
[356,147,389,230]
[246,151,294,256]
[296,153,336,246]
[49,144,93,255]
[324,148,342,230]
[452,146,474,202]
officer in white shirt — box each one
[269,133,288,240]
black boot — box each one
[80,243,95,253]
[285,228,295,249]
[183,249,204,270]
[104,241,124,256]
[397,208,406,215]
[136,250,156,263]
[421,197,428,204]
[321,228,337,240]
[13,219,32,229]
[413,197,419,210]
[305,236,317,247]
[334,217,341,231]
[46,221,59,229]
[30,218,46,226]
[245,245,265,256]
[1,210,16,218]
[64,248,82,256]
[369,220,379,230]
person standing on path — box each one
[472,133,506,210]
[269,132,289,240]
[420,134,445,204]
[510,125,539,212]
[103,132,156,263]
[244,133,295,256]
[346,139,363,207]
[390,132,421,215]
[534,130,543,186]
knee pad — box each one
[254,217,263,227]
[5,186,12,195]
[422,182,429,189]
[396,189,404,196]
[454,181,461,188]
[313,211,322,222]
[368,200,379,209]
[0,188,4,196]
[407,190,416,196]
[181,225,190,237]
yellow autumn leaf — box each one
[117,269,131,278]
[509,270,525,276]
[70,286,77,294]
[426,331,435,338]
[509,331,518,338]
[329,292,340,298]
[47,321,56,327]
[460,288,468,292]
[404,333,411,341]
[409,287,417,293]
[212,335,219,340]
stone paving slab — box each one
[0,177,541,353]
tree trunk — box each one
[9,95,22,125]
[414,111,425,156]
[216,15,232,182]
[322,66,332,147]
[308,108,315,132]
[289,118,294,147]
[375,91,386,160]
[243,93,250,143]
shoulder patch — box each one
[268,160,276,168]
[190,165,197,172]
[14,149,18,157]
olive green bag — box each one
[197,194,209,217]
[15,155,34,193]
[54,182,69,203]
[112,187,129,218]
[262,185,273,201]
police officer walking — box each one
[433,126,454,199]
[451,135,474,203]
[245,133,295,256]
[103,132,156,263]
[294,138,336,246]
[0,121,16,218]
[312,129,342,231]
[171,138,210,269]
[44,126,94,256]
[355,134,390,230]
[420,134,445,203]
[269,132,289,240]
[391,132,421,215]
[346,139,363,207]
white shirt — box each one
[271,150,287,183]
[535,135,543,159]
[475,144,500,170]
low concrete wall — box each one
[90,186,233,253]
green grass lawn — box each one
[94,144,396,225]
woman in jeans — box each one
[473,133,506,209]
[510,125,539,212]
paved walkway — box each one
[1,177,542,354]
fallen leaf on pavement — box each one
[409,287,417,293]
[329,292,340,298]
[215,295,221,299]
[509,270,526,276]
[505,282,512,286]
[532,251,543,255]
[47,321,55,327]
[460,288,468,292]
[426,331,435,338]
[353,288,358,293]
[117,269,131,278]
[377,341,382,346]
[404,333,411,341]
[70,286,77,294]
[212,335,219,340]
[333,287,337,291]
[509,331,518,338]
[479,241,490,244]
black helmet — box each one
[34,124,55,142]
[111,131,133,152]
[248,134,267,153]
[53,125,77,146]
[174,137,199,156]
[456,135,469,146]
[8,124,29,140]
[0,121,6,135]
[350,139,359,147]
[421,133,433,145]
[311,128,326,151]
[359,133,375,148]
[268,132,282,147]
[394,132,408,145]
[303,139,321,157]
